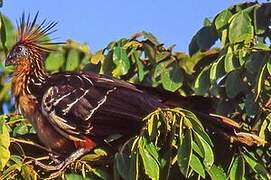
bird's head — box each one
[5,43,31,66]
[5,12,60,67]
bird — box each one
[5,13,239,173]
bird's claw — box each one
[34,148,90,178]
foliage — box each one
[0,1,271,179]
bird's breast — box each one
[16,95,75,154]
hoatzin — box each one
[5,13,240,172]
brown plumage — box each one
[5,13,238,171]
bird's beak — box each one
[5,55,15,66]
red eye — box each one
[16,46,23,53]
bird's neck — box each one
[12,58,49,97]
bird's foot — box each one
[34,148,90,178]
[48,153,62,164]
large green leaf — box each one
[255,64,267,99]
[229,155,245,180]
[115,153,131,179]
[21,165,37,180]
[210,56,225,82]
[190,154,205,178]
[181,109,213,146]
[225,70,244,98]
[214,9,232,30]
[45,51,65,71]
[194,66,210,95]
[91,50,105,65]
[207,165,227,180]
[0,15,15,51]
[66,49,80,71]
[139,137,160,180]
[196,26,218,51]
[161,62,183,92]
[65,173,91,180]
[194,131,214,169]
[13,123,29,136]
[189,34,200,56]
[0,124,10,171]
[112,45,131,77]
[0,14,7,55]
[224,47,237,73]
[132,51,145,82]
[177,129,192,177]
[229,11,254,43]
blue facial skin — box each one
[5,45,29,66]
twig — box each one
[10,137,53,153]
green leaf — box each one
[140,137,159,164]
[0,124,10,171]
[100,51,114,75]
[255,64,266,100]
[65,173,90,180]
[243,152,270,180]
[0,13,8,55]
[143,42,156,62]
[225,70,244,98]
[215,9,232,30]
[259,118,269,140]
[224,47,237,73]
[91,168,110,180]
[259,113,271,139]
[238,48,248,66]
[194,66,210,95]
[13,123,29,136]
[207,165,227,180]
[139,137,160,180]
[254,5,269,35]
[147,114,158,141]
[194,132,214,169]
[203,17,212,27]
[210,56,225,82]
[189,34,200,56]
[45,52,65,71]
[192,141,203,158]
[66,49,80,71]
[91,50,105,64]
[181,109,213,146]
[0,15,15,49]
[81,148,107,161]
[229,11,254,43]
[129,153,139,180]
[161,62,183,92]
[253,43,270,51]
[153,61,171,79]
[229,155,245,180]
[245,53,265,74]
[112,46,131,77]
[244,93,258,117]
[190,154,205,178]
[177,129,192,177]
[21,165,37,180]
[115,153,130,179]
[132,51,145,82]
[196,26,217,51]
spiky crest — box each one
[16,12,61,52]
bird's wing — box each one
[41,72,163,141]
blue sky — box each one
[2,0,247,52]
